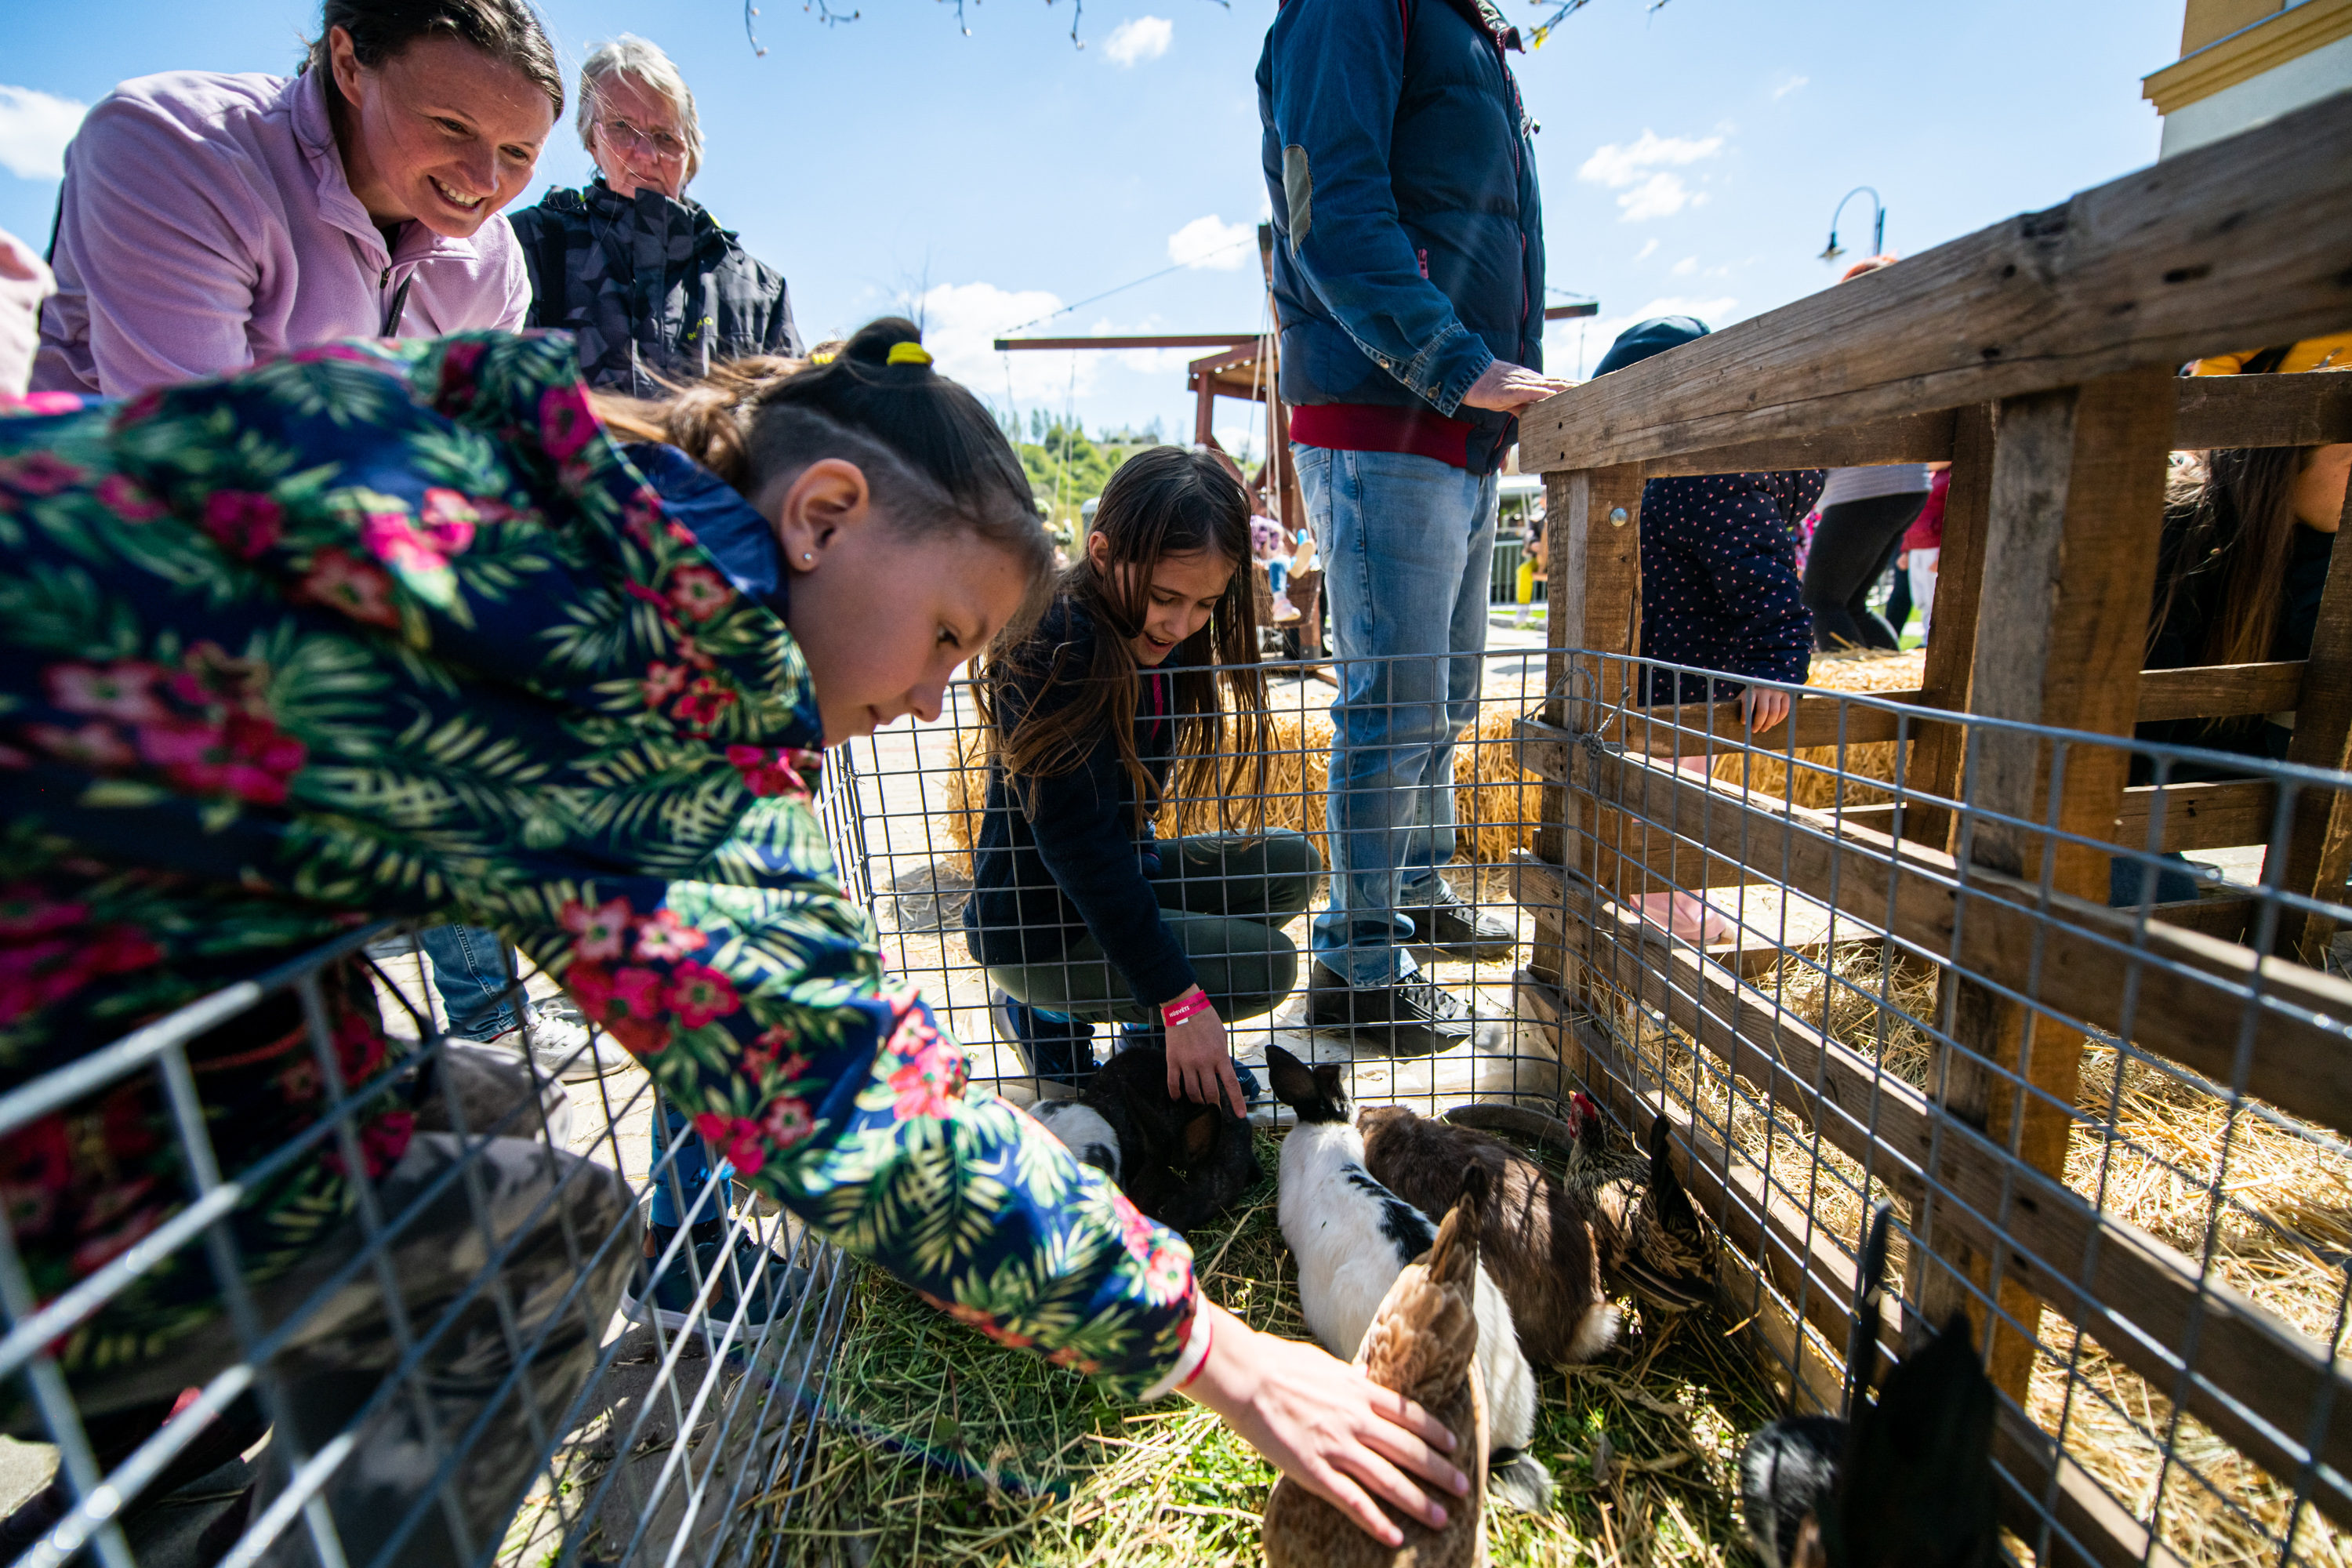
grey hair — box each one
[576,34,703,184]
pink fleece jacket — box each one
[34,69,529,397]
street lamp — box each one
[1820,187,1886,263]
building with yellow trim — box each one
[2145,0,2352,156]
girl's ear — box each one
[769,459,873,573]
[1085,530,1112,573]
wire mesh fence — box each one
[0,921,858,1568]
[6,634,2345,1568]
[1530,648,2352,1568]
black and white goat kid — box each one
[1265,1045,1554,1513]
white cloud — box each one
[1102,16,1173,66]
[1167,213,1252,270]
[909,281,1108,407]
[1635,238,1659,262]
[1577,129,1724,222]
[1773,74,1809,100]
[1578,129,1724,188]
[1581,294,1740,372]
[1617,172,1705,222]
[1671,256,1697,277]
[0,85,87,180]
[1214,423,1263,463]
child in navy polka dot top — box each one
[1591,316,1826,940]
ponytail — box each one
[593,318,1055,628]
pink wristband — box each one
[1175,1315,1214,1392]
[1161,989,1213,1027]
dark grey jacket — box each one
[509,178,801,393]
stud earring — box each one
[801,551,814,563]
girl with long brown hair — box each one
[967,445,1314,1115]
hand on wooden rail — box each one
[1460,358,1578,412]
[1739,685,1792,733]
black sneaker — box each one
[1305,964,1475,1057]
[1399,879,1518,962]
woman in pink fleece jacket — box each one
[34,0,561,397]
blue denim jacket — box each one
[1256,0,1545,474]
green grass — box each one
[759,1130,1783,1566]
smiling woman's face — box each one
[329,27,553,238]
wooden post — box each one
[1911,366,2177,1401]
[1905,405,1994,851]
[1537,464,1655,994]
[2276,479,2352,963]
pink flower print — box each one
[5,390,84,416]
[726,746,810,799]
[278,1055,322,1103]
[691,1112,767,1178]
[1142,1243,1192,1306]
[45,662,166,724]
[565,960,670,1055]
[96,474,169,523]
[201,491,284,558]
[560,895,636,960]
[760,1095,815,1149]
[538,382,598,462]
[360,507,439,573]
[437,339,488,406]
[1108,1191,1157,1265]
[135,713,307,804]
[71,1205,166,1276]
[84,924,161,977]
[675,677,735,731]
[417,489,481,555]
[640,662,688,710]
[25,722,137,769]
[299,548,401,628]
[0,886,87,939]
[633,907,706,962]
[0,1118,74,1236]
[0,451,83,496]
[667,566,731,622]
[885,1029,964,1123]
[621,492,663,547]
[666,960,740,1029]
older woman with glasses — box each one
[509,34,801,394]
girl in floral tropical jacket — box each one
[0,321,1467,1548]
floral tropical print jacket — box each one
[0,332,1197,1395]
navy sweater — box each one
[964,601,1196,1011]
[1639,470,1825,704]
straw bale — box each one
[1709,648,1926,811]
[936,703,1541,872]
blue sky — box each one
[2,0,2182,459]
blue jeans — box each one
[418,923,522,1041]
[1295,445,1498,987]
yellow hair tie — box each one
[886,341,934,367]
[809,349,837,365]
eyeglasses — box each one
[598,118,688,165]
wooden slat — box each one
[2148,895,2256,944]
[1505,959,2352,1533]
[1908,405,1995,851]
[2119,779,2281,851]
[2278,480,2352,963]
[1634,411,1955,477]
[1526,732,2352,1138]
[2172,367,2352,449]
[1516,91,2352,473]
[1593,692,1922,757]
[1537,372,2352,492]
[2134,661,2305,722]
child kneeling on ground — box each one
[967,445,1319,1117]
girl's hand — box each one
[1739,684,1791,734]
[1181,1303,1468,1547]
[1163,989,1245,1116]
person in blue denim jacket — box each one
[1258,0,1574,1052]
